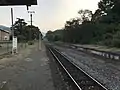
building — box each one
[0,29,10,41]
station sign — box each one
[12,36,17,54]
[0,0,37,6]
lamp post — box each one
[38,31,42,50]
[28,11,35,41]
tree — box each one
[45,31,54,41]
[78,9,92,23]
[13,18,41,41]
[97,0,120,23]
[92,9,102,23]
[24,25,41,41]
[45,0,120,48]
[45,30,64,42]
[64,18,81,43]
[13,18,27,41]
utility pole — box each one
[30,14,32,41]
[11,8,15,54]
[11,8,14,37]
[30,14,32,26]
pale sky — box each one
[0,0,100,33]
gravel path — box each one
[54,46,120,90]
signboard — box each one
[12,36,17,53]
[0,0,37,6]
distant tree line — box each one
[45,30,63,42]
[46,0,120,47]
[10,18,42,42]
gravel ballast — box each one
[54,46,120,90]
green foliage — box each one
[13,18,42,42]
[46,30,63,42]
[45,0,120,48]
[28,41,34,45]
[78,9,92,22]
[112,31,120,47]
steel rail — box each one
[48,46,108,90]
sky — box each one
[0,0,100,33]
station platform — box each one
[0,43,55,90]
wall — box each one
[0,30,10,41]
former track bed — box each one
[47,45,108,90]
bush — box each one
[103,39,112,46]
[28,41,34,45]
[112,39,120,48]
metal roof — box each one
[0,29,10,34]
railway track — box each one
[47,46,108,90]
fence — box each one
[0,40,28,55]
[0,41,12,55]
